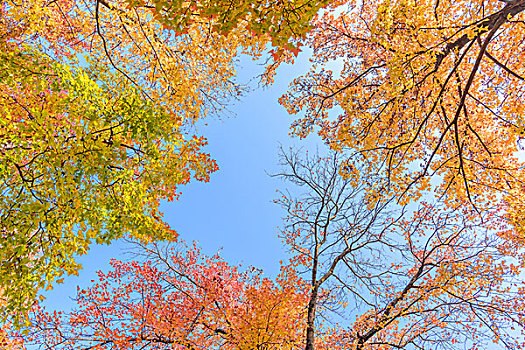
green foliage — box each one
[0,48,216,324]
[136,0,334,51]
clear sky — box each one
[41,50,324,311]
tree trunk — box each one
[305,286,318,350]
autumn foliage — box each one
[276,150,525,349]
[15,152,525,349]
[23,243,307,349]
[0,0,270,320]
[281,0,525,241]
[2,0,525,348]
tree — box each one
[280,0,525,242]
[19,242,307,350]
[275,149,525,349]
[0,0,274,322]
[5,0,525,344]
[0,0,336,323]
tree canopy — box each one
[14,151,525,349]
[0,0,278,321]
[281,0,525,240]
[2,0,525,348]
[276,150,525,349]
[22,242,307,349]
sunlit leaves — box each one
[0,50,220,322]
[281,0,525,242]
[134,0,333,51]
[0,0,270,323]
[21,242,307,349]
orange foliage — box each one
[281,0,525,243]
[21,243,307,349]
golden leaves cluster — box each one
[281,0,525,241]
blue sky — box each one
[41,51,324,311]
